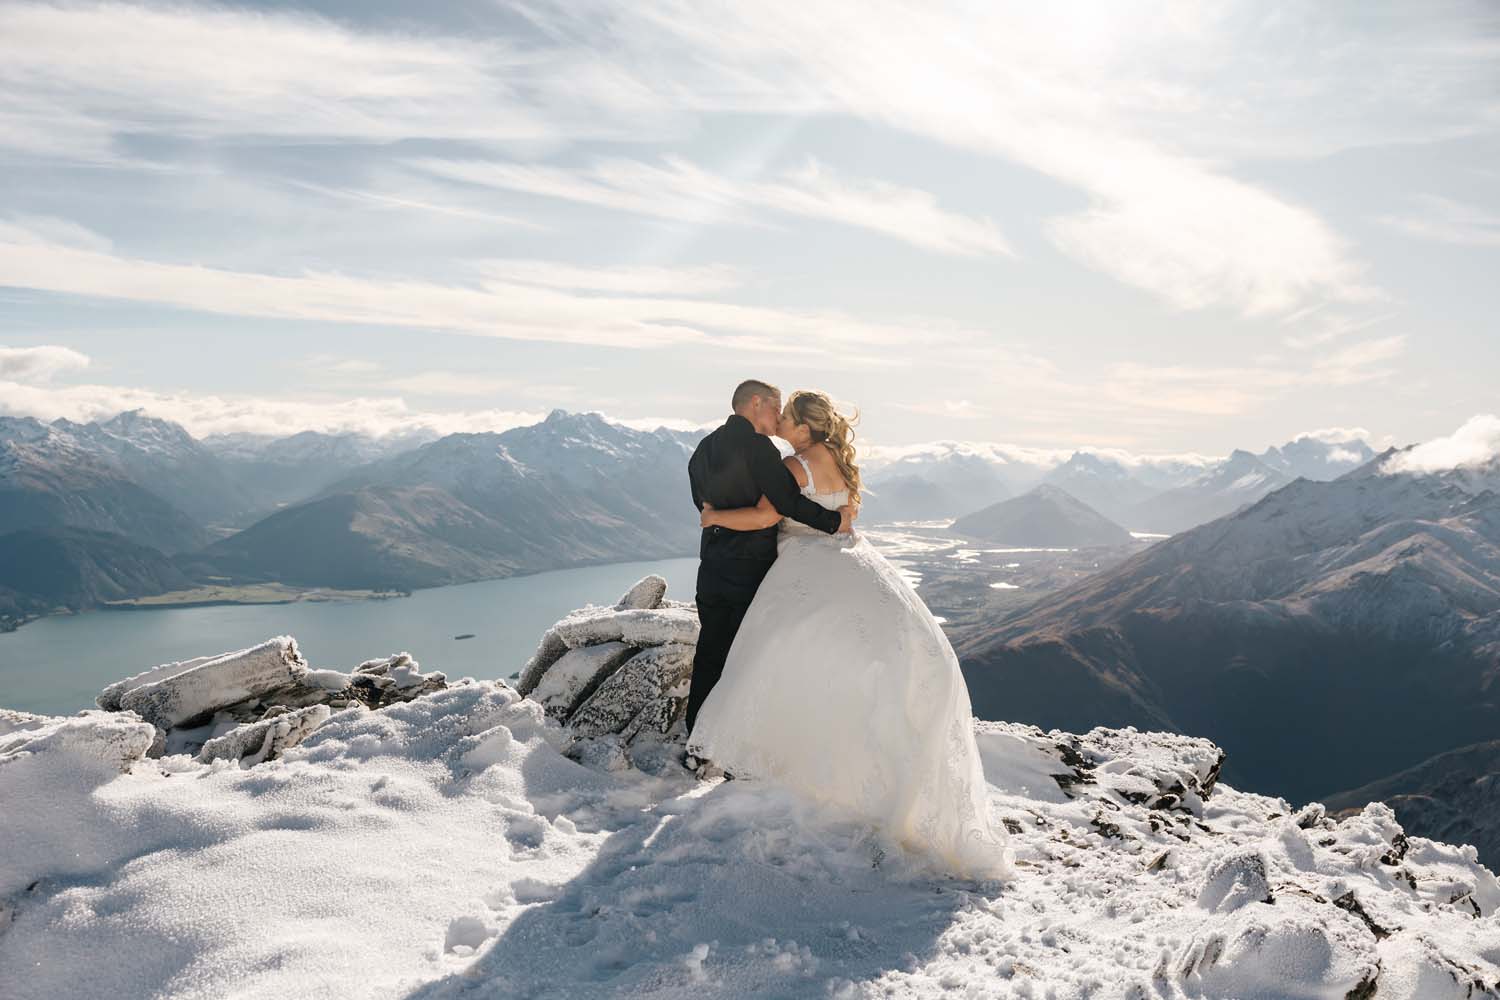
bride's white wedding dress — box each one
[688,454,1013,880]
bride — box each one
[687,390,1012,880]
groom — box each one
[684,380,855,764]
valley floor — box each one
[3,682,1496,1000]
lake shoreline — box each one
[4,551,700,634]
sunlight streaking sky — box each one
[0,0,1497,452]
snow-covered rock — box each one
[349,652,448,708]
[552,605,700,650]
[197,704,332,766]
[89,638,448,761]
[118,635,311,733]
[514,579,702,764]
[515,593,694,699]
[0,710,155,778]
[615,573,668,610]
[96,653,221,712]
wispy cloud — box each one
[1281,311,1394,351]
[1378,195,1500,247]
[413,156,1013,257]
[0,1,620,161]
[0,219,960,358]
[0,344,90,382]
[508,1,1398,315]
[475,259,744,296]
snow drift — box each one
[1,577,1497,999]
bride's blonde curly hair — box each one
[783,390,862,503]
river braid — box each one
[784,390,862,504]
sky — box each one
[0,0,1497,455]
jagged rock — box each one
[91,639,446,763]
[515,580,699,751]
[349,652,447,709]
[974,721,1225,822]
[615,574,667,611]
[516,630,568,697]
[198,705,332,766]
[533,642,635,720]
[118,636,311,733]
[569,644,694,738]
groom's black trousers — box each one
[686,556,773,737]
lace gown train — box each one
[688,456,1012,880]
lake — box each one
[0,558,699,717]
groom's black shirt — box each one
[689,413,841,563]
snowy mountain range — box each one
[0,415,210,555]
[197,411,703,590]
[0,410,704,623]
[1123,448,1294,534]
[863,434,1375,531]
[954,450,1500,824]
[202,428,431,519]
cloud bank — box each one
[1382,415,1500,475]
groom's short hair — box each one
[732,379,780,413]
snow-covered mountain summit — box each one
[2,580,1496,999]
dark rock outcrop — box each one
[515,575,700,769]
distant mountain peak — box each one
[952,482,1133,547]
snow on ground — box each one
[3,679,1497,1000]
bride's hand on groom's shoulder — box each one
[838,502,859,534]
